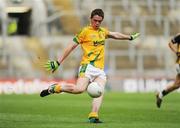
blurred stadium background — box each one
[0,0,180,94]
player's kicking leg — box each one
[40,77,89,97]
[40,83,61,97]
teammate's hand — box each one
[176,52,180,57]
[129,33,140,40]
[44,60,60,73]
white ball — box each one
[87,82,103,98]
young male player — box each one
[156,33,180,108]
[40,8,140,123]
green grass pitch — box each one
[0,92,180,128]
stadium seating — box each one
[0,0,179,79]
[51,0,81,34]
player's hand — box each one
[129,33,140,40]
[44,60,60,73]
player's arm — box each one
[45,27,85,73]
[58,42,78,64]
[45,42,78,73]
[107,31,140,40]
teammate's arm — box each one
[168,41,177,54]
[169,34,180,54]
[107,31,140,40]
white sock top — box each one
[158,92,163,99]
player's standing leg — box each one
[88,77,106,123]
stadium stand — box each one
[0,0,179,81]
[50,0,81,34]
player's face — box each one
[90,15,103,30]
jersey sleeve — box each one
[73,28,86,44]
[171,33,180,44]
[104,28,109,39]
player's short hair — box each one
[90,9,104,19]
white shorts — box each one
[78,64,106,82]
[175,64,180,74]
